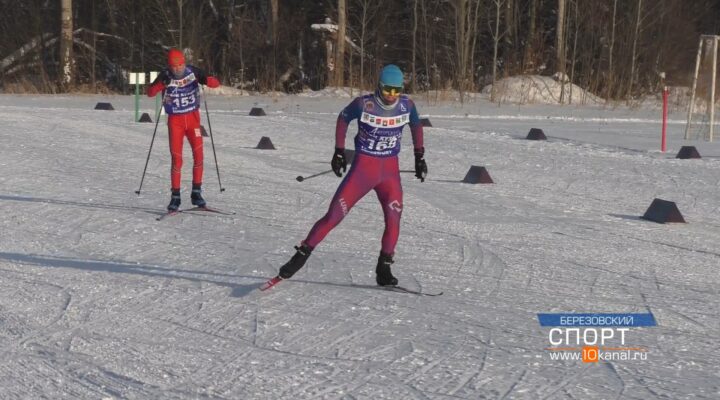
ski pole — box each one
[201,86,225,192]
[135,100,164,195]
[296,169,417,182]
[401,169,426,181]
[296,169,334,182]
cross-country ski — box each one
[156,206,235,221]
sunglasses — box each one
[380,85,402,96]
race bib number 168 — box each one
[367,136,397,151]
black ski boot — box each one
[167,189,181,211]
[278,244,313,279]
[376,252,398,286]
[191,183,206,207]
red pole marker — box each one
[662,86,669,153]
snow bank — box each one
[482,75,603,105]
[297,86,360,98]
[203,85,249,96]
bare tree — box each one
[59,0,74,89]
[490,0,506,102]
[411,0,418,93]
[177,0,184,48]
[568,0,579,103]
[270,0,278,43]
[335,0,346,87]
[504,0,514,76]
[354,0,380,90]
[556,0,567,102]
[454,0,468,97]
[90,0,96,90]
[556,0,567,75]
[419,0,433,101]
[468,0,482,91]
[607,0,618,99]
[627,0,643,101]
[453,0,482,103]
[523,0,537,72]
[270,0,279,89]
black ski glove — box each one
[414,147,427,182]
[331,147,347,177]
[158,70,171,86]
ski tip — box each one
[384,285,444,296]
[156,210,179,220]
[189,206,236,215]
[259,276,283,291]
[156,207,235,219]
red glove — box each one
[147,70,170,97]
[147,81,165,97]
[206,76,220,88]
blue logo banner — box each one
[537,313,656,327]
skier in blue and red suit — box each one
[275,64,428,286]
[147,48,220,211]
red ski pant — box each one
[167,110,203,190]
[304,153,403,255]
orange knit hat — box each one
[167,49,185,67]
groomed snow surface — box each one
[1,92,719,399]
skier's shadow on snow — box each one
[228,279,404,298]
[0,194,162,216]
[230,283,263,297]
[263,278,425,295]
[0,251,266,296]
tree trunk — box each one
[270,0,278,43]
[411,0,418,93]
[91,0,96,91]
[607,0,617,100]
[177,0,183,48]
[491,0,502,102]
[627,0,643,101]
[335,0,346,87]
[504,0,514,77]
[457,0,465,95]
[469,0,482,91]
[59,0,73,90]
[326,34,334,86]
[271,0,278,90]
[555,0,566,74]
[524,0,537,71]
[556,0,566,103]
[569,0,579,104]
[421,0,432,102]
[239,8,246,95]
[360,2,367,90]
[454,0,468,103]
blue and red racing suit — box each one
[147,66,219,190]
[303,93,424,255]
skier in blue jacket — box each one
[268,64,427,288]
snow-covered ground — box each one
[0,92,719,399]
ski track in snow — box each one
[0,94,719,399]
